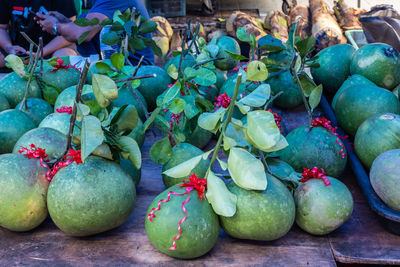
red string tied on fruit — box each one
[50,58,81,72]
[301,167,331,186]
[312,117,347,159]
[56,106,73,114]
[18,144,50,169]
[147,174,207,250]
[45,149,82,181]
[267,109,283,134]
[214,93,231,109]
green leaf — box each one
[118,136,141,169]
[76,103,90,122]
[258,35,286,52]
[162,154,204,178]
[299,73,317,97]
[144,107,161,131]
[225,123,249,147]
[42,84,60,105]
[182,95,199,119]
[161,81,181,106]
[250,33,257,49]
[195,97,214,112]
[193,68,217,86]
[115,105,139,132]
[287,23,297,49]
[131,79,141,89]
[95,62,114,75]
[239,84,271,107]
[167,64,178,80]
[224,51,248,61]
[81,115,105,163]
[86,99,101,116]
[235,102,251,115]
[150,137,172,165]
[198,108,226,132]
[309,84,323,111]
[109,104,128,125]
[228,147,267,190]
[246,61,269,82]
[74,17,90,27]
[92,74,118,108]
[99,18,112,26]
[247,110,281,151]
[206,172,237,217]
[88,18,99,26]
[296,36,316,58]
[263,134,288,153]
[78,31,91,45]
[168,98,186,114]
[223,135,236,151]
[236,27,250,42]
[124,20,135,37]
[217,157,228,171]
[101,32,120,46]
[139,20,157,34]
[129,37,146,51]
[111,53,125,71]
[183,67,196,79]
[5,55,25,78]
[91,143,114,160]
[205,44,219,57]
[142,37,162,57]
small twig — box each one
[115,74,156,83]
[206,73,243,179]
[132,55,144,77]
[20,32,38,48]
[28,43,34,70]
[177,29,188,74]
[259,150,271,173]
[186,23,200,56]
[192,57,224,68]
[127,82,150,120]
[264,91,284,110]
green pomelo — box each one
[186,125,213,149]
[112,85,148,121]
[215,69,227,89]
[354,113,400,169]
[267,50,293,67]
[268,71,303,109]
[199,85,219,102]
[266,158,296,180]
[280,126,347,178]
[120,156,141,186]
[136,65,171,111]
[0,154,48,231]
[145,185,219,259]
[220,175,295,241]
[331,74,377,111]
[54,84,94,111]
[16,98,53,126]
[350,43,400,90]
[162,143,210,188]
[39,113,79,136]
[13,128,67,159]
[294,177,353,235]
[215,36,241,70]
[311,44,356,95]
[370,149,400,211]
[0,72,41,107]
[127,118,146,148]
[42,68,81,91]
[335,85,400,135]
[47,156,136,236]
[0,93,10,112]
[0,109,36,154]
[164,54,196,72]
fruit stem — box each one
[264,91,283,110]
[205,73,243,179]
[127,82,150,120]
[259,150,271,173]
[63,60,90,156]
[291,52,313,127]
[132,55,145,77]
[192,57,225,68]
[20,39,42,111]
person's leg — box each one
[0,50,5,68]
[52,47,78,57]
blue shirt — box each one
[78,0,154,65]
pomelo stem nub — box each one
[206,73,243,179]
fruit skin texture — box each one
[0,154,48,231]
[280,126,347,178]
[162,143,210,188]
[370,149,400,211]
[54,84,94,111]
[0,93,10,112]
[350,43,400,90]
[42,68,81,91]
[0,72,41,107]
[294,178,353,235]
[13,127,67,159]
[331,74,377,111]
[220,175,295,241]
[355,113,400,169]
[47,156,136,237]
[136,65,171,111]
[335,85,400,135]
[311,44,356,95]
[112,85,148,121]
[268,70,303,109]
[145,185,219,259]
[215,36,241,70]
[39,112,80,136]
[186,124,213,149]
[0,109,36,154]
[120,156,141,186]
[16,98,53,126]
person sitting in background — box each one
[35,0,155,65]
[0,0,78,68]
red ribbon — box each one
[147,174,207,250]
[56,106,73,114]
[214,93,231,109]
[300,167,331,186]
[312,117,347,159]
[19,144,82,181]
[267,109,283,134]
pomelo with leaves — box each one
[47,156,136,236]
[354,113,400,169]
[113,84,148,121]
[268,70,303,109]
[164,54,196,72]
[214,36,241,71]
[41,66,81,92]
[39,112,80,136]
[0,72,41,107]
[220,175,295,241]
[16,98,53,126]
[54,84,94,112]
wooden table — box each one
[1,108,400,266]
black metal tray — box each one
[320,95,400,235]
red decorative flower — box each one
[215,93,231,109]
[19,144,49,162]
[56,106,73,114]
[300,167,331,186]
[180,174,207,200]
[267,109,283,134]
[50,57,81,72]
